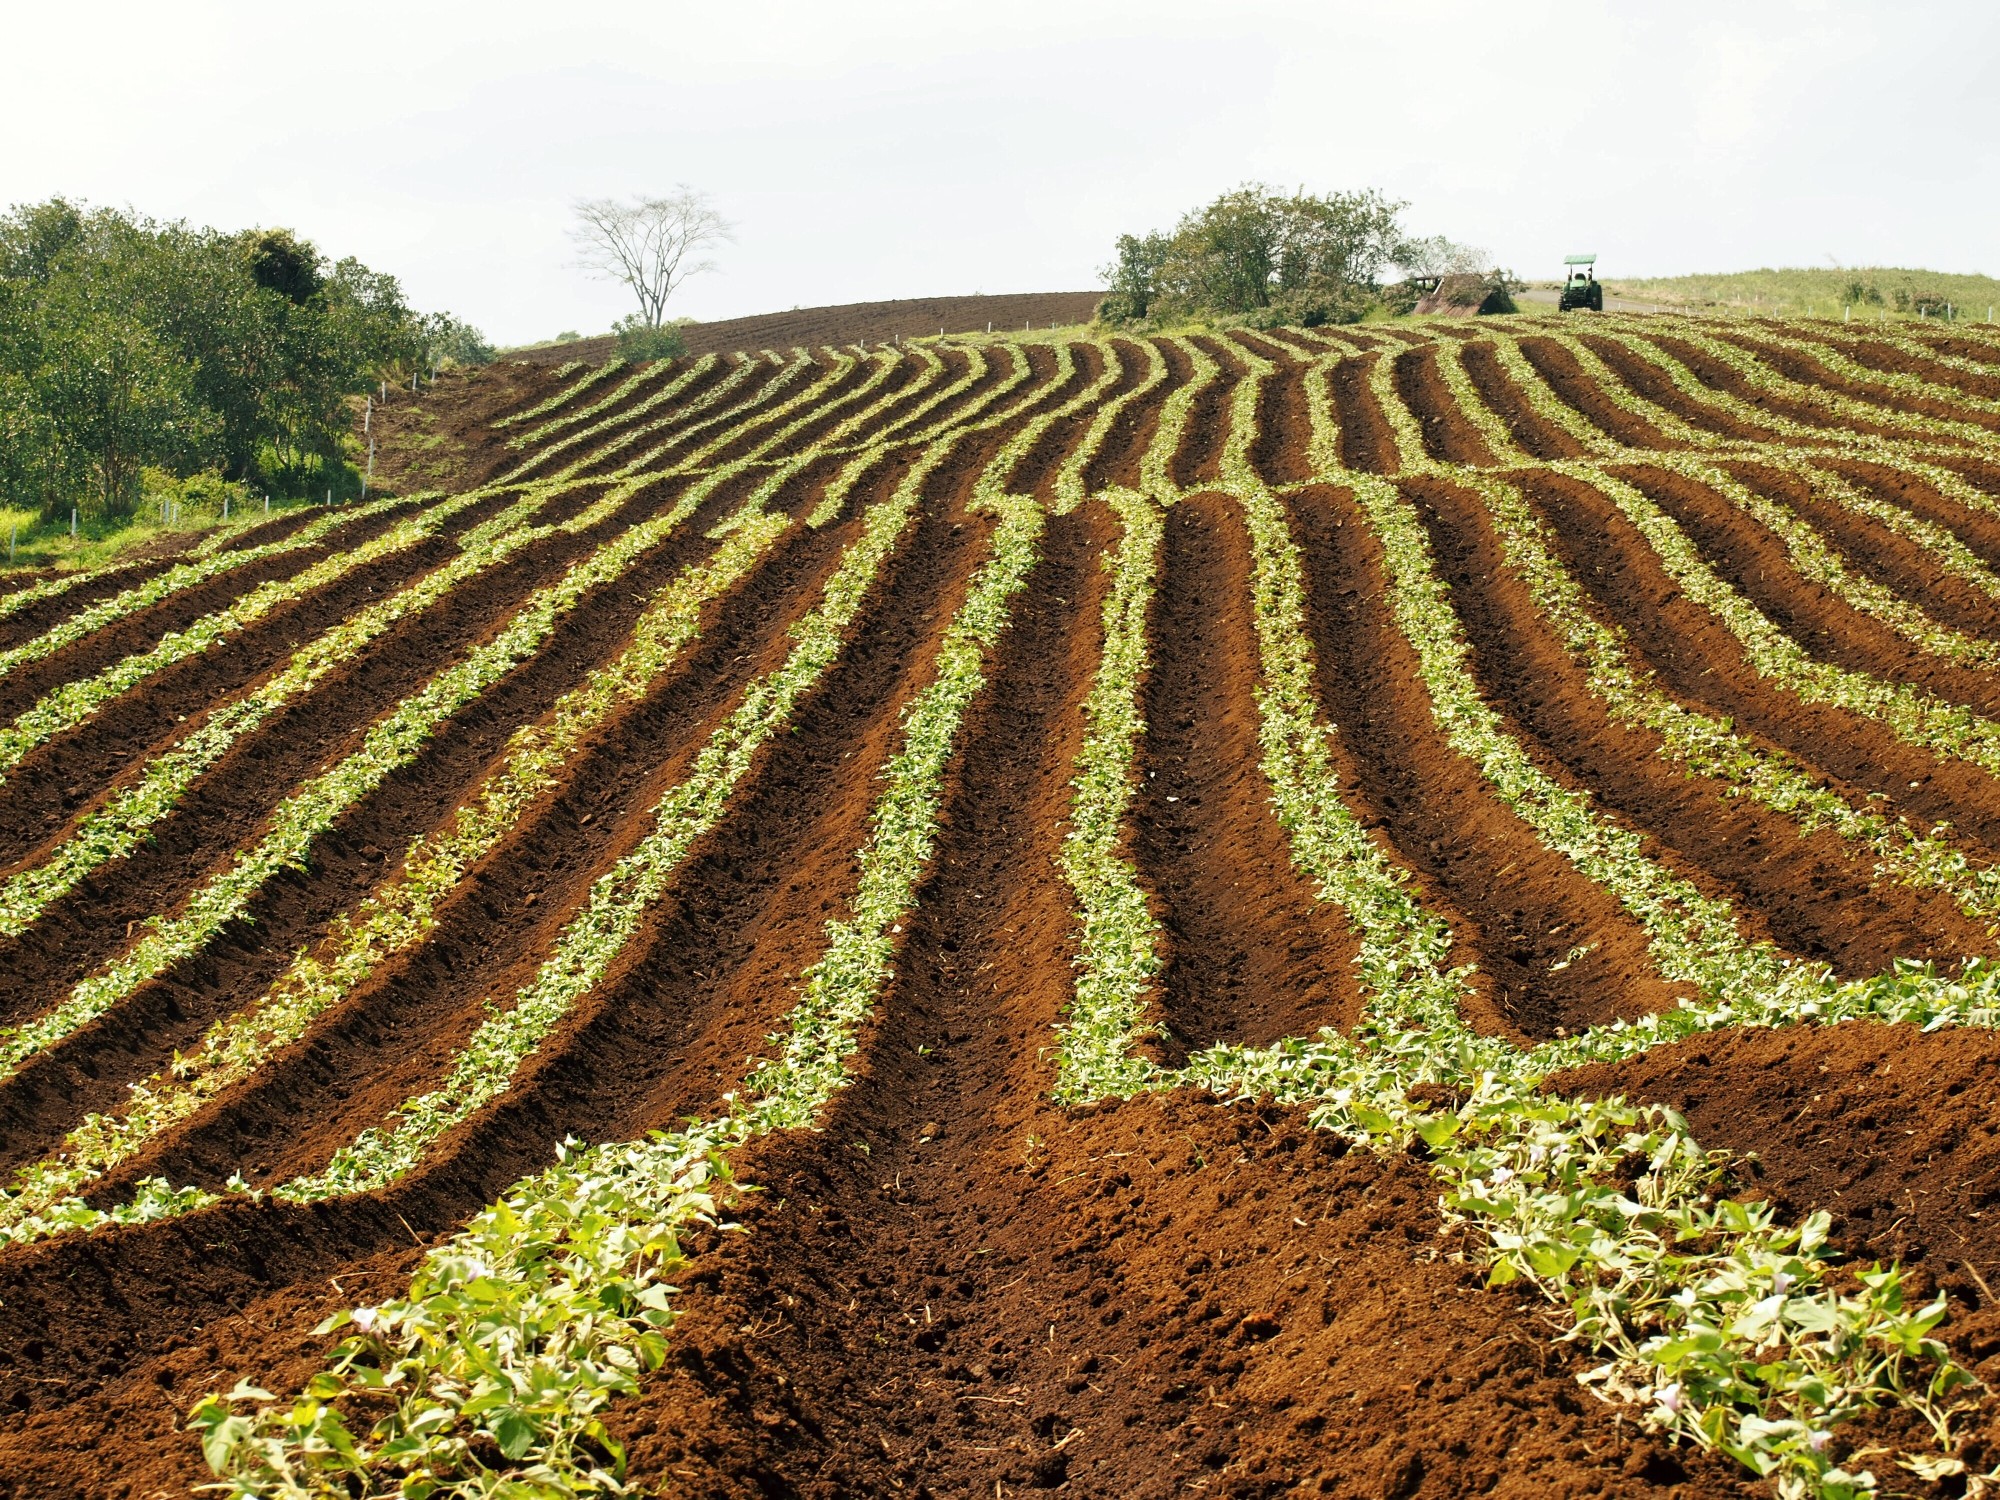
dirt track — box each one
[6,315,2000,1496]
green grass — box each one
[1598,266,2000,322]
[0,493,319,579]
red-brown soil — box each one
[505,292,1107,366]
[10,316,2000,1498]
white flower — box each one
[1656,1382,1683,1415]
[1772,1270,1793,1295]
[351,1306,379,1332]
[1806,1428,1830,1453]
[1489,1164,1515,1186]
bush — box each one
[140,465,252,522]
[0,198,476,520]
[613,314,688,361]
[1098,185,1404,328]
[424,313,495,369]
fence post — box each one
[264,494,270,516]
[70,507,76,539]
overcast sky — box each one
[5,0,1994,345]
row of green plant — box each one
[173,322,2000,1496]
[662,347,908,476]
[1400,343,2000,928]
[1136,337,1220,495]
[1569,462,2000,779]
[0,500,796,1240]
[192,464,1053,1500]
[1628,321,2000,455]
[1050,487,1165,1099]
[1449,320,2000,617]
[0,344,1064,1224]
[0,490,471,786]
[1234,361,1994,1489]
[0,485,700,1083]
[1050,343,1162,510]
[487,358,624,430]
[276,441,948,1202]
[1838,324,2000,387]
[0,492,418,685]
[861,343,1001,451]
[1653,452,2000,669]
[1476,333,1633,457]
[0,486,571,939]
[275,328,1132,1203]
[1210,477,1983,1496]
[1460,466,2000,926]
[1595,326,2000,516]
[1704,321,2000,425]
[0,453,892,1245]
[503,352,794,486]
[141,334,2000,1496]
[504,358,709,452]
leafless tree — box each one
[569,188,733,328]
[1392,234,1490,283]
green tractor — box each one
[1558,253,1603,311]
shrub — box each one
[612,315,688,361]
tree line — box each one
[0,199,493,522]
[1098,184,1512,328]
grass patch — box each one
[1597,267,2000,322]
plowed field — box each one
[7,317,2000,1499]
[506,292,1107,366]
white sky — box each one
[5,0,1995,345]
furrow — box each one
[266,449,997,1203]
[1055,338,1172,503]
[1393,344,1501,466]
[503,357,706,452]
[1286,482,1679,1038]
[1408,472,1993,976]
[1628,461,2000,716]
[1511,336,1680,449]
[0,493,425,697]
[1326,351,1400,474]
[518,351,803,485]
[1518,468,2000,852]
[1706,323,2000,431]
[1453,465,2000,931]
[1132,493,1365,1056]
[489,357,628,430]
[0,458,876,1238]
[0,487,595,936]
[0,489,517,787]
[0,479,728,1087]
[183,477,1054,1498]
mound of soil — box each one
[507,292,1106,364]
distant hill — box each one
[1596,266,2000,322]
[505,291,1104,364]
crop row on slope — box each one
[14,319,2000,1499]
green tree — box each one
[1097,231,1172,323]
[1100,184,1409,327]
[0,198,485,520]
[423,312,497,369]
